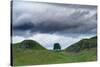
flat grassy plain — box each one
[13,48,97,66]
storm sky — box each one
[12,1,97,49]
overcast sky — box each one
[12,1,97,49]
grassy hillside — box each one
[66,36,97,52]
[12,40,47,50]
[13,48,97,66]
[12,37,97,66]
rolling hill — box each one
[12,40,47,50]
[66,36,97,52]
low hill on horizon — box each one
[12,39,47,50]
[65,36,97,52]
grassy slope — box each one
[13,40,47,50]
[13,48,97,66]
[66,36,97,52]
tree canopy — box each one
[53,43,61,51]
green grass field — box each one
[12,36,97,66]
[13,48,97,66]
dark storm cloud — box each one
[13,22,34,31]
[12,1,97,37]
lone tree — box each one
[53,43,61,51]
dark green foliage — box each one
[53,43,61,51]
[66,36,97,52]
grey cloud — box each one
[12,1,97,37]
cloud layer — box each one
[12,2,97,37]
